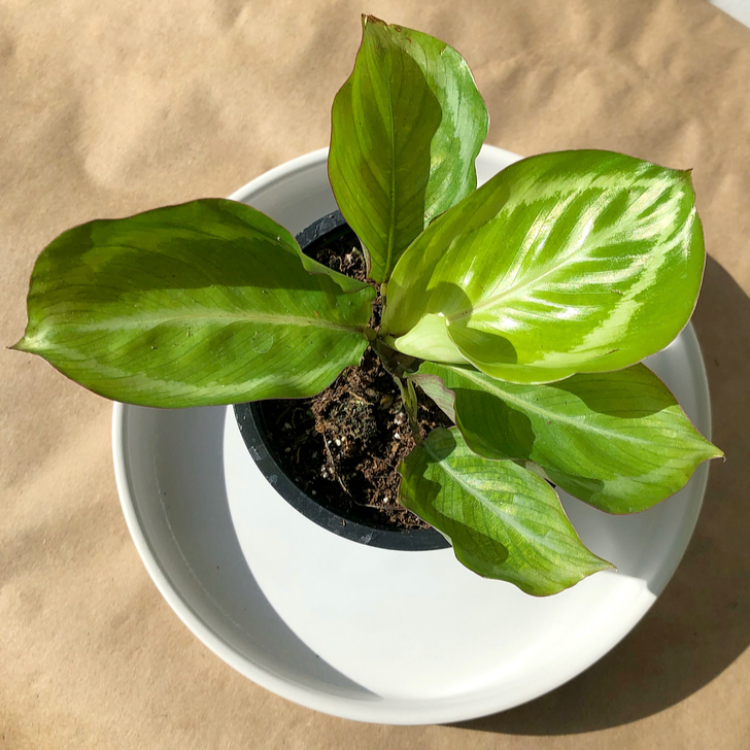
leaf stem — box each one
[394,374,422,444]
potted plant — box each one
[13,16,721,597]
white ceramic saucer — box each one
[112,147,714,725]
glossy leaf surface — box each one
[398,427,612,595]
[15,200,375,407]
[329,16,488,283]
[414,363,722,513]
[382,150,705,383]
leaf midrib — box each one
[424,438,565,582]
[447,195,594,322]
[449,366,662,444]
[385,54,397,281]
[425,438,528,532]
[444,182,680,323]
[32,310,367,336]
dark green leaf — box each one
[398,427,612,595]
[329,15,489,283]
[14,199,375,407]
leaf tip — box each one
[524,556,615,596]
[8,335,31,353]
[362,14,387,28]
[595,556,616,574]
[677,167,696,190]
[580,545,616,578]
[698,435,724,462]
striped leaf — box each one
[413,363,723,513]
[398,428,612,595]
[14,199,375,407]
[382,150,706,383]
[329,15,488,283]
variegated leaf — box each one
[329,15,488,283]
[14,200,375,407]
[398,428,613,595]
[414,362,723,513]
[382,150,705,383]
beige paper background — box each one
[2,0,750,747]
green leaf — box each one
[14,199,375,407]
[329,15,489,283]
[413,362,723,513]
[382,150,706,383]
[398,428,612,595]
[383,313,471,366]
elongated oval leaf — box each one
[14,199,375,407]
[329,15,489,283]
[414,362,722,513]
[382,150,706,383]
[398,427,612,595]
[413,363,723,513]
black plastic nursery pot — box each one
[234,211,450,552]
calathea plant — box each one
[14,16,722,596]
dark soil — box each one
[254,223,452,531]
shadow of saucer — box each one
[451,256,750,734]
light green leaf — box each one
[398,427,612,595]
[329,15,489,283]
[383,314,470,366]
[14,199,375,407]
[382,150,706,383]
[414,362,723,513]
